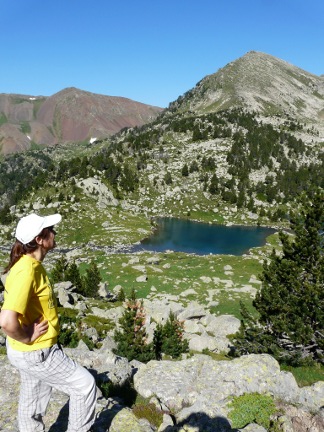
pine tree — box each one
[181,163,189,177]
[208,174,219,195]
[51,255,69,283]
[234,189,324,365]
[154,312,189,359]
[82,260,102,298]
[65,260,83,293]
[113,292,155,363]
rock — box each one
[157,413,174,431]
[205,314,241,338]
[109,407,153,432]
[91,306,124,321]
[98,282,109,298]
[186,334,220,352]
[133,265,147,272]
[200,276,212,283]
[177,302,206,320]
[239,424,267,432]
[183,320,203,334]
[143,299,184,324]
[99,335,117,352]
[146,256,160,265]
[84,327,98,342]
[113,285,123,294]
[133,354,303,416]
[179,289,197,297]
[275,402,324,432]
[298,381,324,412]
[136,275,148,282]
[77,177,118,207]
[56,288,74,307]
[128,257,140,265]
[1,344,324,432]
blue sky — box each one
[1,0,323,107]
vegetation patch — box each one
[281,363,324,387]
[132,402,164,429]
[228,392,278,429]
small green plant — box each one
[117,287,126,302]
[228,392,277,429]
[133,402,164,429]
[57,308,80,348]
[58,327,80,347]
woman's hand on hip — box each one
[0,309,48,343]
[23,317,49,342]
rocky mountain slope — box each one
[0,88,163,154]
[170,51,324,122]
[0,52,324,245]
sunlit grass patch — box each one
[281,363,324,386]
[94,250,266,319]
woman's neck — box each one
[26,248,46,262]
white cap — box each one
[15,213,62,244]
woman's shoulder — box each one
[8,255,39,277]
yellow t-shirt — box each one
[2,254,59,351]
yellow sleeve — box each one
[3,268,34,315]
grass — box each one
[132,402,164,428]
[281,363,324,387]
[86,246,268,320]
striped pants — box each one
[7,342,97,432]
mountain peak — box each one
[171,52,324,121]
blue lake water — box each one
[132,218,276,256]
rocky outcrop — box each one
[0,347,323,432]
[54,282,240,355]
[1,286,323,431]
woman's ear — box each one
[34,236,43,246]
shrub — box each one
[117,287,126,302]
[58,327,79,348]
[57,308,80,348]
[154,312,189,359]
[228,392,277,429]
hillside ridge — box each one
[0,87,163,154]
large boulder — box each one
[133,353,322,419]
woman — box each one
[0,213,96,432]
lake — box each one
[132,218,276,256]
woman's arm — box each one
[0,309,48,344]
